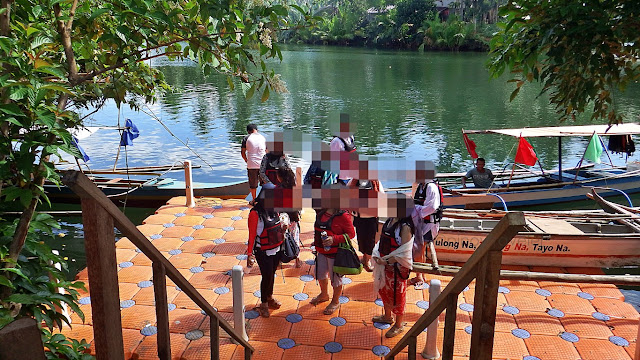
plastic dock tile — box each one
[339,300,382,323]
[120,305,157,330]
[579,283,625,300]
[547,294,596,315]
[296,301,335,321]
[289,319,337,346]
[203,217,235,229]
[132,332,190,359]
[168,308,207,334]
[173,289,218,310]
[151,237,187,252]
[490,331,529,359]
[504,290,551,312]
[560,314,614,339]
[200,255,241,271]
[335,322,382,349]
[331,348,379,360]
[514,311,564,336]
[265,295,300,317]
[524,334,581,360]
[500,280,540,291]
[132,285,180,306]
[341,281,377,302]
[179,239,216,254]
[272,277,306,296]
[121,328,145,359]
[282,344,332,360]
[117,265,153,284]
[574,338,632,360]
[138,224,166,236]
[161,225,195,239]
[607,318,639,340]
[222,229,249,243]
[143,213,176,225]
[246,316,292,342]
[192,227,226,240]
[173,215,205,227]
[180,337,238,360]
[591,298,640,319]
[167,252,204,269]
[231,340,283,360]
[186,271,229,290]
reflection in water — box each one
[76,45,640,186]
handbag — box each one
[280,224,300,263]
[333,234,363,275]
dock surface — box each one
[61,197,639,359]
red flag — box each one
[462,133,478,159]
[515,137,538,166]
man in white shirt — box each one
[329,113,357,184]
[241,124,267,201]
[410,179,442,286]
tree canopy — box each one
[488,0,640,123]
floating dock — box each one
[61,197,639,359]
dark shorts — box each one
[247,169,260,189]
[353,216,378,255]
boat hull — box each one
[434,228,640,268]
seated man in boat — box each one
[461,158,495,188]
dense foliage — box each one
[0,0,311,356]
[285,0,504,50]
[488,0,640,123]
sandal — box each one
[256,303,270,318]
[309,295,330,306]
[267,298,281,310]
[385,323,406,338]
[371,315,394,324]
[323,302,340,315]
[408,278,424,287]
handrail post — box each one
[422,279,441,359]
[80,198,124,360]
[184,160,195,207]
[469,250,502,360]
[408,335,417,360]
[441,295,458,360]
[153,262,171,360]
[210,316,219,360]
[232,265,248,341]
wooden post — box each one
[469,250,502,360]
[184,160,195,207]
[441,294,458,360]
[80,198,124,360]
[407,336,417,360]
[153,262,171,360]
[210,316,219,360]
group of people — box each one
[239,122,446,338]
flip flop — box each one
[385,323,406,338]
[408,278,424,287]
[323,302,340,315]
[310,296,330,306]
[371,315,394,324]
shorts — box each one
[315,252,343,287]
[353,216,378,255]
[247,169,260,189]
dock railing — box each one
[62,170,254,360]
[385,212,526,360]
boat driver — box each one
[461,158,495,188]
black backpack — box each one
[281,223,300,263]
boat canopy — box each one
[463,123,640,138]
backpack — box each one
[280,223,300,263]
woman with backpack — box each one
[246,190,288,318]
[371,194,415,338]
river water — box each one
[55,45,639,307]
[75,45,640,185]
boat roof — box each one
[463,123,640,137]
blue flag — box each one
[71,136,90,162]
[120,118,140,146]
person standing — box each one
[461,157,495,188]
[241,124,267,202]
[259,137,292,186]
[409,180,443,286]
[310,207,356,315]
[246,194,287,318]
[330,113,357,185]
[349,178,383,272]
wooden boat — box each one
[399,123,640,209]
[431,208,640,267]
[45,175,249,207]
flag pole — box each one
[599,135,614,166]
[573,131,596,184]
[506,136,520,190]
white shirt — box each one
[412,182,441,242]
[243,133,267,169]
[330,136,354,180]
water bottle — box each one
[321,231,331,251]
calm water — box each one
[75,45,640,185]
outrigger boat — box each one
[45,175,249,207]
[431,197,640,268]
[438,123,640,209]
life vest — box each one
[379,217,413,305]
[313,210,346,254]
[335,135,356,153]
[379,217,414,257]
[264,153,284,185]
[252,208,284,250]
[413,181,444,223]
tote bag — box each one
[333,235,363,275]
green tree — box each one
[0,0,313,349]
[488,0,640,123]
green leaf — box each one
[261,86,269,102]
[0,103,24,117]
[40,84,74,95]
[509,86,521,102]
[245,84,256,100]
[89,8,110,21]
[0,275,14,289]
[7,293,39,304]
